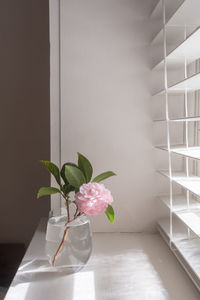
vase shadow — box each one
[12,258,84,285]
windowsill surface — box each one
[4,218,199,300]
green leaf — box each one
[65,165,86,188]
[78,152,93,182]
[105,205,115,223]
[62,184,75,195]
[92,171,116,183]
[61,162,78,184]
[40,161,61,186]
[37,187,60,198]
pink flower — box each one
[75,182,113,216]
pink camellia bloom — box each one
[75,182,113,216]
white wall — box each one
[60,0,158,232]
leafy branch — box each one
[37,153,116,223]
[37,152,116,266]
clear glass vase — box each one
[45,214,92,274]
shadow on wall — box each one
[0,0,50,246]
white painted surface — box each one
[150,0,183,21]
[160,194,200,211]
[155,116,200,122]
[158,218,200,288]
[168,73,200,92]
[4,219,200,300]
[49,0,61,214]
[152,0,200,45]
[160,171,200,198]
[176,211,200,237]
[60,0,156,232]
[154,72,200,95]
[153,27,200,70]
[158,145,200,160]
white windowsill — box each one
[4,219,199,300]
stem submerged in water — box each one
[52,224,70,266]
[52,197,81,266]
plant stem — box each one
[62,193,70,222]
[52,189,82,266]
[52,224,70,266]
[74,205,78,219]
[66,199,70,222]
[52,213,83,266]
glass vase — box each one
[45,214,92,274]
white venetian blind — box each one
[152,0,200,291]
